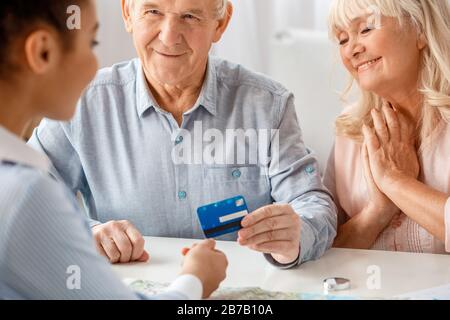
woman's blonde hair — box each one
[328,0,450,145]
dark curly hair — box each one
[0,0,86,77]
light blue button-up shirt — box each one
[0,126,201,299]
[28,56,337,265]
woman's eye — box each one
[339,38,349,46]
[361,27,373,34]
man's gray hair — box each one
[128,0,229,19]
[215,0,229,19]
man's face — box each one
[124,0,229,87]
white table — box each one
[112,237,450,299]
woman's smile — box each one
[356,57,382,73]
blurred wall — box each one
[95,0,136,68]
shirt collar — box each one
[0,125,50,172]
[135,57,218,118]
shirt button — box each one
[305,166,315,174]
[178,191,187,200]
[232,169,242,179]
[175,136,184,145]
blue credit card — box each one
[197,196,249,238]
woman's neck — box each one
[385,87,423,123]
[0,87,33,138]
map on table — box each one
[124,279,361,300]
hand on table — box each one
[92,220,149,264]
[181,239,228,298]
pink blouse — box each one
[324,121,450,254]
[446,198,450,252]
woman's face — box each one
[337,15,425,99]
[42,0,99,120]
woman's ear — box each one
[24,29,61,75]
[213,2,233,43]
[417,32,427,50]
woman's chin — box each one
[358,79,384,94]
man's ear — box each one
[122,0,134,33]
[213,2,233,43]
[417,32,427,50]
[24,29,61,75]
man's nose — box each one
[158,16,183,47]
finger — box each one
[238,215,294,240]
[100,236,121,263]
[215,251,228,268]
[248,241,294,255]
[371,108,390,144]
[137,250,150,262]
[181,248,190,256]
[362,124,380,154]
[197,239,216,250]
[242,204,290,228]
[185,243,199,252]
[93,235,109,258]
[124,225,146,261]
[382,104,400,142]
[112,231,133,263]
[239,229,294,246]
[362,144,376,187]
[362,144,371,177]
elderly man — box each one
[29,0,337,268]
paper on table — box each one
[395,283,450,300]
[124,279,361,300]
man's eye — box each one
[145,9,161,15]
[183,14,199,20]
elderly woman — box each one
[325,0,450,253]
[29,0,337,267]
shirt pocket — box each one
[202,165,272,213]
